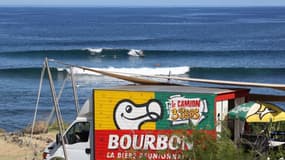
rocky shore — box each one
[0,128,56,160]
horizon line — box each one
[1,3,285,8]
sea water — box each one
[0,7,285,131]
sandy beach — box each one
[0,130,56,160]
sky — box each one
[1,0,285,7]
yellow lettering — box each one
[171,108,200,120]
[171,108,179,120]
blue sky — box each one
[1,0,285,7]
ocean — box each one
[1,7,285,131]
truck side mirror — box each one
[56,133,62,145]
[85,148,91,154]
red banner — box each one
[95,130,216,160]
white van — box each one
[43,98,92,160]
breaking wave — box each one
[1,66,285,78]
[63,66,189,76]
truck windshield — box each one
[65,122,90,144]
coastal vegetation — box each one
[182,122,285,160]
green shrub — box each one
[181,123,261,160]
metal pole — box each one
[70,67,80,115]
[45,58,69,160]
[30,62,46,143]
[45,77,68,132]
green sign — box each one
[155,92,215,130]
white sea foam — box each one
[85,48,103,54]
[128,49,144,57]
[61,66,189,76]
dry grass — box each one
[23,121,49,134]
[0,129,56,160]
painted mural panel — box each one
[155,92,215,130]
[94,90,216,160]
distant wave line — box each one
[1,48,285,57]
[0,66,189,76]
[1,66,285,76]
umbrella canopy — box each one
[228,101,285,122]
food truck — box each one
[43,85,249,160]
